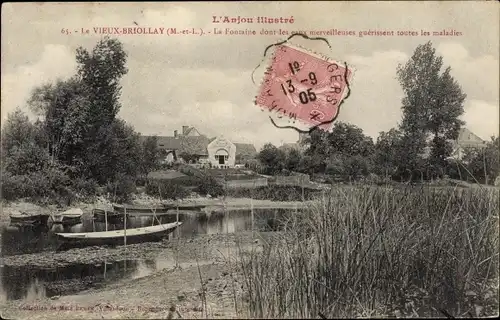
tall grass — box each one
[239,186,499,318]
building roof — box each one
[280,143,301,152]
[141,130,257,158]
[454,128,486,148]
[179,136,210,155]
[234,143,257,158]
[183,127,202,136]
[140,135,181,150]
[422,127,486,159]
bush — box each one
[1,171,30,201]
[106,175,137,203]
[196,176,225,197]
[145,180,190,200]
[71,177,99,198]
[1,167,74,204]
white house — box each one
[450,128,487,160]
[207,136,236,168]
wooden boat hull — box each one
[10,214,49,226]
[50,208,83,225]
[56,222,182,248]
[51,215,82,225]
[112,203,206,214]
[92,209,124,224]
[112,204,171,214]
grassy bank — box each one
[238,185,499,318]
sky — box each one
[1,2,499,150]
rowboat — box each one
[120,209,201,218]
[112,203,171,213]
[9,211,49,226]
[56,221,182,247]
[50,208,83,225]
[92,208,124,224]
[112,203,207,214]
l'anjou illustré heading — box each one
[212,16,295,24]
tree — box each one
[463,137,499,185]
[83,119,142,184]
[285,148,301,172]
[26,37,132,183]
[4,142,51,176]
[141,136,161,175]
[374,129,402,177]
[28,78,91,168]
[76,36,128,130]
[258,143,286,175]
[303,122,374,176]
[1,108,37,155]
[325,122,375,157]
[396,41,466,178]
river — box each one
[0,208,292,303]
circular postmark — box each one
[253,34,354,133]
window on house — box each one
[159,144,164,147]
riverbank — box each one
[1,232,272,319]
[0,196,311,223]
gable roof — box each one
[179,135,210,155]
[184,127,201,136]
[140,135,181,150]
[234,143,257,158]
[456,128,486,146]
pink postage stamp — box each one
[255,43,354,132]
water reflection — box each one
[0,208,294,302]
[1,208,291,257]
[0,260,143,302]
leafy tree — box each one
[462,137,499,185]
[258,143,286,175]
[303,122,374,177]
[4,142,51,176]
[373,129,402,177]
[298,154,324,175]
[325,122,375,157]
[26,37,133,183]
[28,78,91,168]
[141,135,161,175]
[83,119,142,183]
[1,108,37,155]
[396,41,466,178]
[285,148,301,172]
[76,36,128,130]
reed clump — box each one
[239,185,499,318]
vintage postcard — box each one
[1,1,499,319]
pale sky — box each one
[1,2,499,150]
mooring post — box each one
[124,206,127,246]
[176,202,179,236]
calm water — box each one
[0,208,292,302]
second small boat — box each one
[50,208,83,226]
[92,208,124,224]
[9,211,49,226]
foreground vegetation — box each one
[238,186,499,318]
